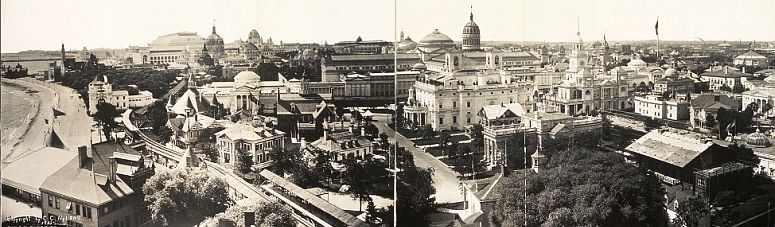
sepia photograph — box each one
[1,0,775,226]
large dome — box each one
[205,26,225,60]
[420,29,453,44]
[462,12,481,50]
[419,29,455,52]
[746,129,771,148]
[234,70,261,84]
[397,37,418,53]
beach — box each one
[0,78,55,162]
[0,78,95,163]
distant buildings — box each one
[734,50,768,68]
[333,37,392,55]
[320,53,421,82]
[87,75,155,114]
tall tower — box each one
[60,43,66,79]
[568,18,587,73]
[462,6,481,51]
[205,20,225,63]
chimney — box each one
[78,146,90,168]
[361,126,366,137]
[742,67,746,74]
[300,137,307,150]
[349,125,354,133]
[724,66,728,74]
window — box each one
[453,102,457,108]
[439,104,443,109]
[48,195,53,207]
[453,116,457,123]
[467,102,471,108]
[76,204,81,215]
[55,198,60,209]
[439,117,444,125]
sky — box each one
[2,0,774,53]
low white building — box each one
[87,75,155,114]
[633,94,690,120]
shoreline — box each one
[0,78,57,162]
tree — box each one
[269,146,302,177]
[378,132,390,153]
[397,168,436,226]
[234,147,254,174]
[677,197,709,227]
[143,170,230,226]
[438,131,451,148]
[363,123,379,138]
[705,113,717,128]
[209,199,296,227]
[419,124,435,140]
[93,102,119,140]
[199,143,219,162]
[719,84,732,92]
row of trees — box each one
[396,147,437,227]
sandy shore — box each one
[0,78,56,162]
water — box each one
[0,81,36,144]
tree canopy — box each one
[93,102,119,140]
[396,147,436,226]
[205,199,296,227]
[142,169,231,226]
[489,147,668,227]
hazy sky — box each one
[2,0,774,53]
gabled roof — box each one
[736,50,766,59]
[1,147,77,196]
[215,123,284,142]
[480,103,525,120]
[171,88,206,115]
[625,131,713,168]
[40,142,143,206]
[690,93,740,110]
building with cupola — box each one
[402,10,540,131]
[541,28,630,116]
[205,25,225,62]
[87,75,155,114]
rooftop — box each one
[1,147,77,196]
[625,130,714,168]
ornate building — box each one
[542,29,630,116]
[248,29,263,47]
[87,75,154,114]
[403,11,539,131]
[205,25,225,62]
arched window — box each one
[453,56,459,66]
[495,56,500,65]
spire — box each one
[470,5,474,21]
[211,19,216,34]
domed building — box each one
[234,70,261,84]
[397,36,418,53]
[746,129,772,148]
[147,31,206,65]
[418,29,455,52]
[205,25,225,62]
[462,11,481,50]
[248,29,263,47]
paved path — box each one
[372,114,465,204]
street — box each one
[372,113,465,204]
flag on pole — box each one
[655,18,659,36]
